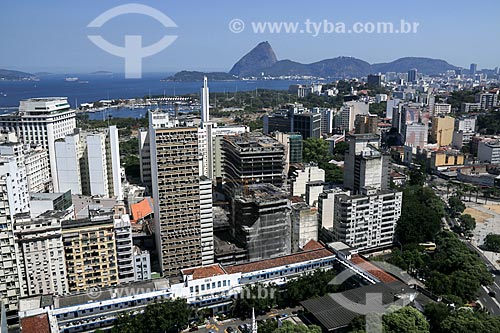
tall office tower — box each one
[14,212,68,297]
[274,132,303,175]
[343,134,388,194]
[62,215,119,292]
[292,112,321,139]
[333,187,402,250]
[0,98,76,191]
[231,183,291,261]
[201,76,210,126]
[138,128,152,188]
[114,215,135,283]
[54,126,122,198]
[431,116,454,147]
[407,68,418,83]
[354,114,379,134]
[0,169,23,320]
[200,177,214,265]
[199,76,216,178]
[470,63,477,77]
[149,111,203,277]
[222,133,285,194]
[385,99,400,120]
[367,74,382,87]
[313,108,334,135]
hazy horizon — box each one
[1,0,499,74]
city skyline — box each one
[0,0,499,73]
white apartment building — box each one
[478,139,500,164]
[318,188,351,231]
[14,212,68,297]
[291,163,325,197]
[133,246,151,281]
[0,133,52,193]
[114,215,135,284]
[0,98,76,191]
[0,173,22,317]
[333,188,402,250]
[433,103,451,116]
[55,126,122,198]
[337,101,370,132]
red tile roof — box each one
[303,239,324,251]
[21,314,50,333]
[130,198,154,222]
[225,247,335,274]
[182,264,227,279]
[350,255,397,283]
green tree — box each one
[448,195,465,217]
[423,302,450,333]
[459,214,476,232]
[396,186,444,245]
[483,234,500,252]
[273,322,322,333]
[112,298,191,333]
[302,138,343,183]
[383,306,430,333]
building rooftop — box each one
[130,197,154,222]
[20,314,51,333]
[235,183,289,204]
[224,245,334,274]
[182,264,227,280]
[225,133,284,150]
[350,254,397,283]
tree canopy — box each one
[303,138,343,183]
[483,233,500,252]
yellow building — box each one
[431,116,454,147]
[430,150,465,169]
[62,217,119,292]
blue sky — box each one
[1,0,499,73]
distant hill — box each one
[371,57,458,75]
[0,69,36,80]
[173,42,463,79]
[229,41,278,77]
[165,71,236,82]
[90,71,113,75]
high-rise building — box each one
[55,126,122,198]
[354,114,379,134]
[433,103,452,116]
[431,116,454,147]
[62,215,119,292]
[367,74,382,87]
[231,183,291,261]
[223,133,285,194]
[312,107,335,135]
[407,68,418,83]
[332,188,402,250]
[318,188,350,231]
[343,134,389,194]
[292,112,321,139]
[14,212,68,297]
[200,177,214,265]
[274,132,303,174]
[0,98,76,191]
[0,171,23,319]
[114,215,135,283]
[470,63,477,77]
[149,111,203,277]
[337,101,370,132]
[404,123,428,148]
[476,92,498,110]
[291,163,325,198]
[290,202,318,252]
[0,156,30,215]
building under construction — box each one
[222,133,285,195]
[231,183,291,262]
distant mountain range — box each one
[0,69,37,80]
[170,41,467,80]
